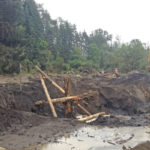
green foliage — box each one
[37,50,53,71]
[23,0,43,38]
[118,40,147,72]
[87,44,100,69]
[0,44,24,74]
[51,54,66,73]
[0,0,149,74]
[104,40,148,73]
[69,47,86,69]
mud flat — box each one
[20,126,150,150]
[0,108,83,149]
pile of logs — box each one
[35,66,107,122]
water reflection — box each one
[28,126,150,150]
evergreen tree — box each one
[0,0,148,74]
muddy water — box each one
[25,126,150,150]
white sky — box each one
[35,0,150,44]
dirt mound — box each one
[1,73,150,124]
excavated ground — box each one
[129,141,150,150]
[1,73,150,149]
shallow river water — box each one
[24,125,150,150]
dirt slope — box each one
[1,73,150,125]
[1,73,150,149]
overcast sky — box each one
[35,0,150,44]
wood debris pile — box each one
[34,66,107,122]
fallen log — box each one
[64,76,72,117]
[35,97,92,116]
[35,66,65,94]
[78,112,106,122]
[35,90,98,105]
[35,66,96,117]
[64,77,92,117]
[40,76,57,118]
[35,96,76,105]
[75,103,91,116]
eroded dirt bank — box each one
[1,73,150,149]
[129,141,150,150]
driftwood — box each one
[35,96,78,105]
[35,90,98,105]
[75,103,91,116]
[40,76,57,118]
[64,76,72,117]
[34,66,99,117]
[78,112,106,122]
[35,66,65,94]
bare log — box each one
[75,103,91,116]
[35,96,78,105]
[35,66,65,94]
[35,98,92,116]
[35,90,98,105]
[78,112,106,122]
[65,76,71,97]
[40,76,57,118]
[64,76,72,117]
[34,68,96,117]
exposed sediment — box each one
[1,73,150,149]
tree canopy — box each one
[0,0,148,74]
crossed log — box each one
[35,66,65,94]
[35,91,97,116]
[35,66,105,119]
[35,91,98,105]
[40,75,57,118]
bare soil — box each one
[1,73,150,149]
[128,141,150,150]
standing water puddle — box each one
[26,126,150,150]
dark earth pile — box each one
[1,73,150,127]
[1,73,150,149]
[128,141,150,150]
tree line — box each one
[0,0,148,74]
